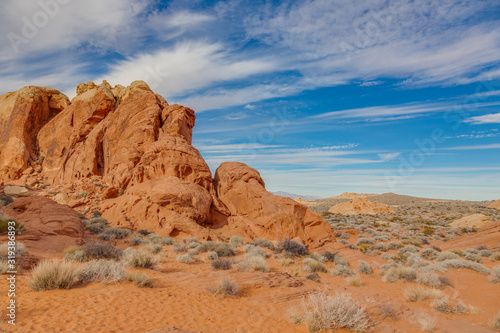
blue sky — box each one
[1,0,499,200]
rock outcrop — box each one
[488,199,500,210]
[0,81,334,247]
[450,214,491,228]
[328,197,395,215]
[0,196,84,256]
[213,162,333,247]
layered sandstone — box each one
[328,197,395,215]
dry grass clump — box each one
[491,252,500,261]
[347,274,362,287]
[251,238,275,250]
[77,259,125,283]
[30,260,76,291]
[331,264,355,277]
[63,246,88,262]
[0,241,27,259]
[0,260,10,274]
[98,227,131,240]
[432,298,477,315]
[209,277,239,297]
[404,285,442,302]
[211,258,233,270]
[293,291,373,332]
[415,313,436,333]
[239,255,269,272]
[125,273,153,288]
[489,266,500,283]
[381,266,417,283]
[121,248,155,268]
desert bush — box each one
[173,242,188,253]
[438,276,454,287]
[63,246,88,262]
[398,245,419,256]
[464,252,482,263]
[416,272,442,288]
[382,266,417,283]
[0,196,14,208]
[489,266,500,283]
[121,248,155,268]
[479,249,492,257]
[304,260,327,273]
[77,259,125,283]
[30,260,76,291]
[358,261,373,275]
[373,243,388,252]
[331,264,354,277]
[278,238,308,257]
[211,258,232,270]
[308,252,327,263]
[240,255,268,272]
[252,238,275,250]
[100,227,131,240]
[449,249,463,256]
[206,251,218,260]
[142,244,162,254]
[82,242,121,260]
[421,248,438,260]
[244,244,268,258]
[322,250,338,262]
[415,313,436,333]
[306,273,321,282]
[432,298,454,313]
[464,248,479,255]
[430,244,442,252]
[387,242,401,250]
[183,237,199,245]
[176,254,194,264]
[210,277,238,297]
[0,218,24,234]
[401,238,422,247]
[297,291,372,333]
[339,233,350,239]
[381,253,396,262]
[347,274,362,287]
[158,236,174,245]
[334,255,348,266]
[125,273,153,288]
[229,235,244,247]
[128,236,146,246]
[196,241,236,257]
[436,251,460,261]
[404,285,442,302]
[492,311,500,329]
[491,252,500,262]
[374,235,391,242]
[337,239,348,245]
[357,238,375,246]
[0,241,27,259]
[423,259,491,275]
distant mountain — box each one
[272,191,323,200]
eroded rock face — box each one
[1,196,84,256]
[213,162,333,247]
[328,197,395,215]
[0,86,69,182]
[0,81,334,248]
[488,199,500,210]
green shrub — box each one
[30,260,76,291]
[0,219,24,234]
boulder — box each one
[328,198,395,215]
[4,186,29,197]
[213,162,333,247]
[0,197,84,256]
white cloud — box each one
[465,113,500,124]
[441,143,500,150]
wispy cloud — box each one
[464,113,500,124]
[441,143,500,150]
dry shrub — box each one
[210,277,238,297]
[404,285,442,302]
[77,259,125,283]
[30,260,76,291]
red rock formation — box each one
[488,199,500,210]
[0,81,335,247]
[213,162,333,247]
[328,197,395,215]
[0,196,84,257]
[0,86,69,182]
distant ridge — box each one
[272,191,323,200]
